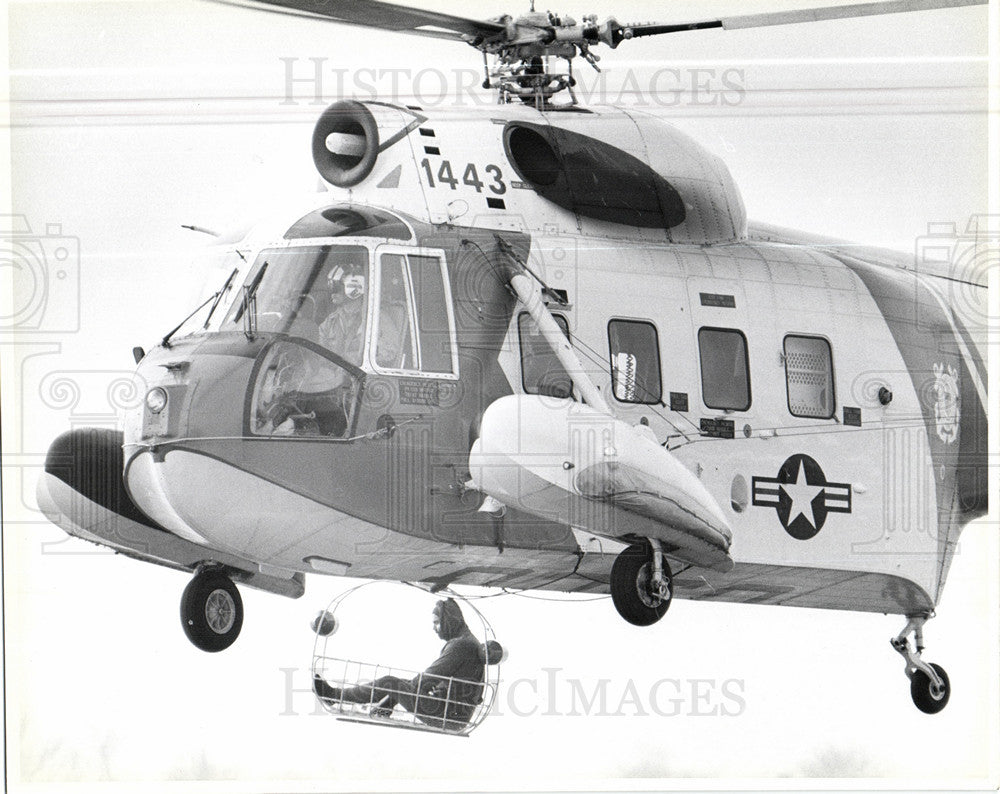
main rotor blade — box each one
[721,0,987,30]
[217,0,507,43]
[207,0,462,40]
[624,0,986,40]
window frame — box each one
[370,245,460,380]
[697,326,752,412]
[244,336,367,441]
[517,311,573,397]
[220,241,372,342]
[783,333,836,419]
[606,317,663,406]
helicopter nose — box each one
[37,427,164,541]
[128,337,262,446]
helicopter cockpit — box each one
[168,204,459,441]
[219,242,370,438]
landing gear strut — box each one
[180,566,244,652]
[610,540,672,626]
[891,614,950,714]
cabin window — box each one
[784,335,834,418]
[607,319,662,404]
[518,312,572,398]
[374,252,457,376]
[698,327,750,411]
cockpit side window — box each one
[248,340,363,440]
[409,255,454,374]
[373,251,458,377]
[376,254,418,369]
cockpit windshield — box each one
[222,244,370,365]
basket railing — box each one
[313,655,498,735]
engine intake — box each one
[312,100,381,187]
[503,121,686,230]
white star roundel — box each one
[751,454,852,540]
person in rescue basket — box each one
[313,598,484,731]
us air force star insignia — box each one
[751,454,852,540]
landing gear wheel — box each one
[910,663,950,714]
[610,543,672,627]
[891,615,951,714]
[180,569,244,652]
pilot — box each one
[313,598,485,731]
[318,263,368,365]
[261,262,368,436]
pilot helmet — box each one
[327,263,366,300]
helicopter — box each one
[35,0,988,716]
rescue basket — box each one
[310,582,503,736]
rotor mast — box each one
[474,9,627,108]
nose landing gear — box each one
[891,614,950,714]
[180,566,244,652]
[610,540,673,626]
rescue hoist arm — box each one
[494,237,612,415]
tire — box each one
[610,543,671,627]
[910,663,950,714]
[180,570,244,652]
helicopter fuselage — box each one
[39,100,987,621]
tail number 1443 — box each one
[420,159,506,195]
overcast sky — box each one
[3,0,998,790]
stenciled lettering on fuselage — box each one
[751,454,852,540]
